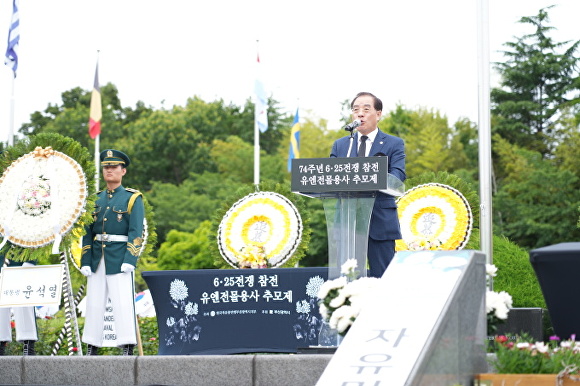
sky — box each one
[1,0,579,144]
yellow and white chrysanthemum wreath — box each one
[395,183,473,251]
[217,191,303,268]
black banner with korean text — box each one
[291,157,388,197]
[142,267,328,355]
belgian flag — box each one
[88,63,102,139]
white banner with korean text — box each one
[0,265,63,307]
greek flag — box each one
[4,0,20,78]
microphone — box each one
[343,120,361,132]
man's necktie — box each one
[358,135,368,157]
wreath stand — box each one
[0,146,90,356]
[50,251,83,356]
[0,252,83,355]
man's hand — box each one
[80,266,92,277]
[121,263,135,273]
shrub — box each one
[3,315,159,356]
[467,229,545,309]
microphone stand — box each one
[346,129,357,157]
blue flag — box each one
[4,0,20,78]
[288,108,300,172]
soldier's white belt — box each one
[95,234,129,242]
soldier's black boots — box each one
[86,344,99,355]
[22,340,35,356]
[122,344,135,356]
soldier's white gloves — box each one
[80,266,92,277]
[121,263,135,273]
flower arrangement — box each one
[17,175,52,216]
[406,236,443,251]
[237,244,268,269]
[490,334,580,376]
[317,259,382,336]
[486,264,513,335]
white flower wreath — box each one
[0,147,87,252]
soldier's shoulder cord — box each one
[126,188,143,214]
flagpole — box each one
[8,76,15,146]
[477,0,493,275]
[5,0,20,146]
[93,50,100,192]
[94,134,100,191]
[254,107,260,187]
[254,40,261,188]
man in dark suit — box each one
[330,92,406,278]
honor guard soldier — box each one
[0,256,38,356]
[80,149,145,356]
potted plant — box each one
[476,335,580,385]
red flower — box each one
[72,347,78,352]
[495,335,508,344]
[10,321,15,328]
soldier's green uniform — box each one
[80,149,144,356]
[81,186,144,274]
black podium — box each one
[291,157,404,280]
[530,242,580,339]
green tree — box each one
[296,115,344,159]
[449,118,479,184]
[382,104,412,138]
[491,6,580,157]
[147,172,244,243]
[299,199,328,267]
[493,135,580,248]
[156,221,216,270]
[18,83,152,152]
[211,135,287,185]
[382,107,470,179]
[554,110,580,181]
[118,107,212,190]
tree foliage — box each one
[381,107,473,180]
[147,172,244,244]
[156,221,216,271]
[493,136,580,248]
[6,5,580,280]
[491,6,580,157]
